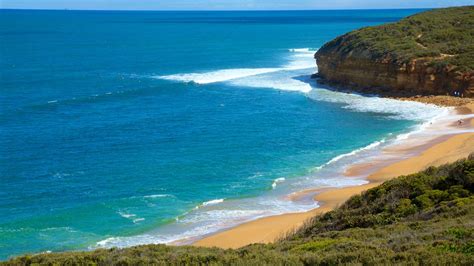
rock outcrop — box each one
[315,6,474,97]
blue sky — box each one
[1,0,472,10]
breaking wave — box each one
[272,177,286,189]
[313,139,386,171]
[154,48,317,93]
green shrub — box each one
[446,228,472,240]
[318,6,474,71]
[415,194,434,209]
[397,198,418,216]
[292,238,344,252]
[4,155,474,265]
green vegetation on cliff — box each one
[315,6,474,97]
[325,6,474,71]
[4,155,474,265]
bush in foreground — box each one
[4,156,474,265]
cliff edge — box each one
[315,6,474,97]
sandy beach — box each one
[194,99,474,249]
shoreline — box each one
[192,99,474,249]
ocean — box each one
[0,9,447,259]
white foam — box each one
[193,199,226,210]
[118,211,136,219]
[329,139,385,164]
[39,227,76,233]
[133,218,145,224]
[118,211,146,224]
[201,199,224,206]
[248,172,263,179]
[229,70,313,93]
[288,48,315,53]
[308,88,449,122]
[157,68,280,84]
[285,48,317,70]
[96,237,121,247]
[143,194,173,199]
[154,48,317,88]
[391,110,474,147]
[272,177,286,189]
[95,227,209,248]
[313,139,386,171]
[297,178,369,190]
[180,209,267,224]
[95,197,319,249]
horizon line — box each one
[0,7,437,12]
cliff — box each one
[315,6,474,97]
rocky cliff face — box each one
[314,6,474,98]
[315,36,474,97]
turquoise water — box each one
[0,9,441,259]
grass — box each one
[3,154,474,265]
[318,6,474,71]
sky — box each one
[1,0,472,10]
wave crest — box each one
[153,48,317,92]
[157,68,280,84]
[272,177,286,189]
[202,198,225,206]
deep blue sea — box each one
[0,9,445,259]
